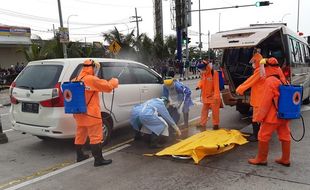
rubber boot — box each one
[247,122,260,142]
[196,124,206,132]
[248,141,268,165]
[213,125,219,130]
[149,133,163,149]
[134,131,142,141]
[183,112,189,128]
[90,143,112,167]
[76,144,89,162]
[275,141,291,167]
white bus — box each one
[210,23,310,114]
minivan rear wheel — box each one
[102,118,112,146]
[303,96,310,105]
[36,136,52,141]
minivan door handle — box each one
[141,86,148,93]
[293,73,307,76]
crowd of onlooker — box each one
[0,62,25,85]
[150,58,206,79]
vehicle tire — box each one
[102,115,113,146]
[36,136,52,141]
[303,96,310,105]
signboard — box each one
[108,41,121,55]
[59,27,69,43]
[93,41,103,49]
[0,26,31,37]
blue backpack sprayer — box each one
[62,81,87,114]
[62,65,125,119]
[275,80,305,142]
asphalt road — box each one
[0,79,310,190]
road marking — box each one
[3,129,13,133]
[0,117,201,190]
[0,113,9,117]
[301,105,310,112]
[2,144,130,190]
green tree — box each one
[136,33,154,64]
[165,35,177,58]
[18,43,47,62]
[103,27,136,60]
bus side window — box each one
[289,38,296,64]
[304,45,310,64]
[296,42,304,63]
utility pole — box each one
[53,24,56,38]
[135,8,140,37]
[175,0,183,61]
[208,30,210,60]
[198,0,202,58]
[130,8,142,38]
[297,0,300,32]
[57,0,68,58]
[218,13,221,32]
[184,12,188,78]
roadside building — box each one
[0,24,31,69]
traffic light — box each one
[255,1,270,7]
[182,31,187,44]
[187,37,191,44]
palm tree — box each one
[103,27,136,60]
[18,43,47,62]
[136,33,154,64]
[165,35,177,58]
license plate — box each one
[22,102,39,113]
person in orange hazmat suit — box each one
[248,57,291,167]
[73,59,119,167]
[236,48,263,142]
[196,60,220,130]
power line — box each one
[72,0,152,8]
[0,8,132,26]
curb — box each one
[0,86,10,91]
[0,103,10,108]
[179,75,200,81]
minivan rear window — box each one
[15,65,63,89]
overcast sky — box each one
[1,0,309,49]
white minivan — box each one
[9,58,163,144]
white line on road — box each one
[4,144,131,190]
[0,113,9,117]
[3,129,13,133]
[301,105,310,112]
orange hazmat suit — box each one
[197,62,220,127]
[73,59,119,145]
[236,52,263,121]
[248,57,291,166]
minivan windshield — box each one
[15,65,63,89]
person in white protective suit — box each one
[130,97,182,148]
[163,78,194,127]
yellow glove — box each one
[259,58,267,65]
[93,60,100,70]
[175,128,182,136]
